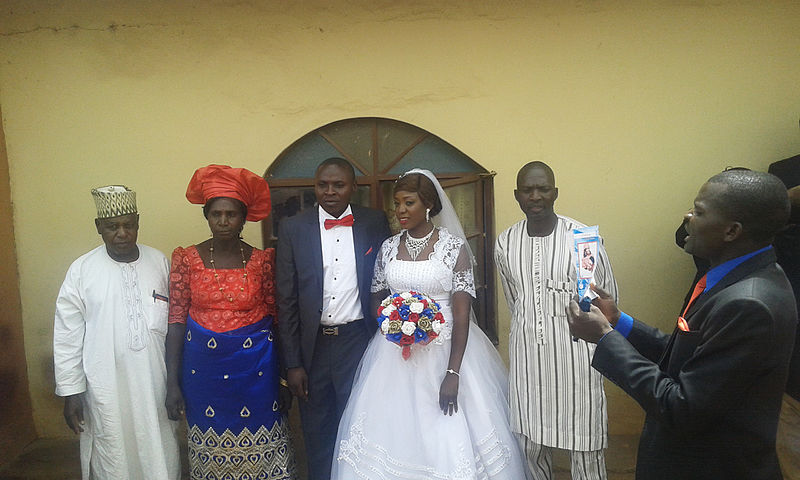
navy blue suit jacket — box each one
[276,204,391,371]
[593,250,797,479]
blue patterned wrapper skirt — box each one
[182,315,296,480]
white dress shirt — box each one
[319,205,362,326]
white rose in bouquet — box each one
[400,321,417,336]
[432,320,444,334]
[383,304,396,315]
[409,302,424,314]
[380,319,391,334]
[399,292,412,300]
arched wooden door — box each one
[263,117,498,343]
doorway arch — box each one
[263,117,498,343]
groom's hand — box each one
[287,367,309,402]
[277,383,293,413]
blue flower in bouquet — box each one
[387,332,403,343]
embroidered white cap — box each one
[91,185,137,219]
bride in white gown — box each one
[332,169,528,480]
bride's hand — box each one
[439,373,459,416]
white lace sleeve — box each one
[437,230,476,298]
[452,242,476,298]
[371,235,398,293]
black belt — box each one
[321,326,340,336]
[319,321,361,336]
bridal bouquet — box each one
[377,291,444,360]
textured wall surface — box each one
[0,0,798,438]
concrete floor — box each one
[0,399,639,479]
[0,433,638,480]
[6,399,797,479]
[8,405,798,479]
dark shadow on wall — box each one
[0,105,37,467]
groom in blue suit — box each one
[277,157,391,480]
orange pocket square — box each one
[365,247,373,256]
[677,317,690,332]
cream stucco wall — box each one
[1,0,799,438]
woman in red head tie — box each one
[165,165,296,479]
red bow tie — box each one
[324,214,354,230]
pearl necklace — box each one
[405,226,435,261]
[209,241,248,303]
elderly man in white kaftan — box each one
[53,186,180,480]
[495,162,618,480]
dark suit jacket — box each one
[769,155,800,399]
[593,249,798,479]
[768,154,800,190]
[276,204,391,371]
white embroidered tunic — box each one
[54,244,180,480]
[495,216,619,451]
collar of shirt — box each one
[704,245,772,292]
[318,204,354,224]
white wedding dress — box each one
[332,228,528,480]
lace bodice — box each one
[371,228,475,342]
[371,228,475,343]
[372,227,475,298]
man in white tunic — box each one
[495,162,618,480]
[54,185,180,480]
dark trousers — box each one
[299,321,370,480]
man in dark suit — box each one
[567,169,797,479]
[768,153,800,398]
[276,157,391,480]
[768,152,800,477]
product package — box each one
[573,226,600,312]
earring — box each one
[426,208,430,223]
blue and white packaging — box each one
[573,226,600,312]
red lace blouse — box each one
[168,245,277,333]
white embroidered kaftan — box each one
[54,244,180,480]
[495,216,619,451]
